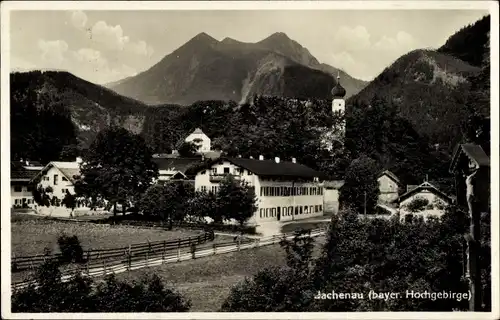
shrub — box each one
[406,197,430,213]
[57,234,84,264]
[12,261,191,312]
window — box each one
[61,189,66,194]
[265,208,269,218]
[248,171,253,175]
[310,205,314,213]
[288,206,293,216]
[260,208,264,218]
[54,174,59,185]
[272,208,276,217]
[201,186,207,192]
[211,168,217,175]
[300,206,303,214]
[304,206,309,214]
[62,177,68,182]
[271,187,275,197]
[319,205,323,211]
[295,207,299,215]
[223,167,230,174]
[201,170,206,175]
[260,187,263,196]
[14,186,22,192]
[315,205,319,213]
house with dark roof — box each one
[398,181,452,220]
[11,161,43,209]
[377,170,400,204]
[152,157,206,183]
[190,155,326,226]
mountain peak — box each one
[189,32,219,44]
[260,32,291,43]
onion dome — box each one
[331,73,346,99]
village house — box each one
[152,156,205,184]
[377,170,400,205]
[10,160,43,209]
[183,128,211,153]
[190,156,326,226]
[398,181,452,220]
[33,159,82,200]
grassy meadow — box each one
[112,236,327,311]
[10,214,201,257]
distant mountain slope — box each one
[11,71,148,148]
[438,15,490,67]
[348,49,481,152]
[108,32,367,105]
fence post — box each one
[103,259,107,276]
[237,237,241,251]
[162,241,166,263]
[213,243,217,255]
[177,239,181,262]
[127,245,132,271]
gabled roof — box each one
[450,143,490,173]
[188,157,324,180]
[398,181,452,203]
[31,161,81,184]
[153,157,205,174]
[11,162,41,181]
[378,170,400,184]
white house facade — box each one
[11,161,43,209]
[35,161,81,200]
[398,181,452,220]
[377,170,400,204]
[184,128,211,152]
[193,156,325,226]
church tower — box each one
[331,71,346,114]
[331,71,347,145]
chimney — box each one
[292,157,296,163]
[275,157,280,163]
[259,155,264,161]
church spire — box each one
[331,71,346,99]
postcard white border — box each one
[1,1,499,320]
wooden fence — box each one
[11,227,327,291]
[12,231,215,273]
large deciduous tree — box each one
[75,127,158,215]
[217,175,258,225]
[339,154,380,214]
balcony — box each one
[209,173,242,183]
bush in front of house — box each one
[57,234,84,264]
[406,197,430,213]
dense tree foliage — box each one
[10,73,78,164]
[187,175,258,225]
[438,15,490,67]
[216,175,258,225]
[178,141,198,157]
[339,154,380,213]
[74,127,158,215]
[12,260,190,312]
[222,204,488,311]
[137,182,194,228]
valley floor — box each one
[110,236,327,311]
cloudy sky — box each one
[10,9,488,84]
